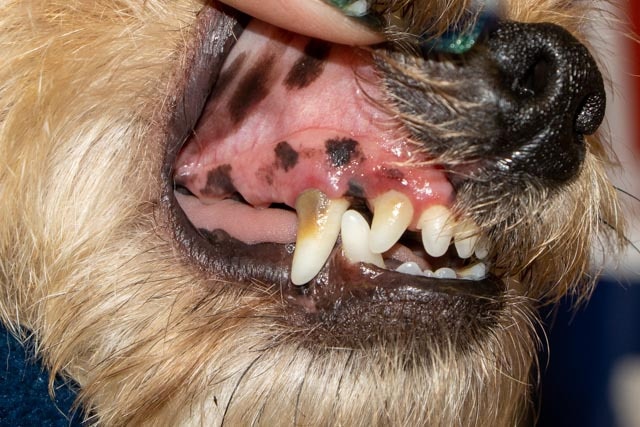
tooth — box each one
[341,210,385,268]
[291,190,349,285]
[395,261,422,276]
[417,205,454,257]
[434,267,456,279]
[369,190,414,254]
[454,220,479,259]
[474,238,490,259]
[423,269,435,278]
[457,263,487,280]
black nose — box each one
[487,21,606,183]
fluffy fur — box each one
[0,0,624,425]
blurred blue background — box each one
[538,278,640,427]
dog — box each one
[0,0,625,425]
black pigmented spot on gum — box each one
[274,141,299,172]
[229,54,275,124]
[346,179,365,198]
[284,40,332,90]
[209,52,247,100]
[257,165,275,186]
[201,164,235,197]
[382,168,404,181]
[325,138,362,167]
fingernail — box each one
[323,0,384,30]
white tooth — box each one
[454,221,479,259]
[474,238,490,259]
[369,190,414,254]
[434,267,457,279]
[417,205,454,257]
[423,269,435,278]
[457,263,487,280]
[395,261,422,276]
[291,190,349,286]
[341,210,385,268]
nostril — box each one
[512,56,551,98]
[574,91,606,135]
[482,21,606,184]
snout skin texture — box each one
[382,20,606,187]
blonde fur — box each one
[0,0,623,425]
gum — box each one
[174,19,453,243]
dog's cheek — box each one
[0,0,243,418]
[0,2,196,298]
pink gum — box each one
[173,19,454,231]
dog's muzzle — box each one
[163,10,606,346]
[384,20,606,186]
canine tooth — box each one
[418,205,454,257]
[291,190,349,286]
[434,267,456,279]
[341,210,385,268]
[395,261,422,276]
[369,190,414,254]
[454,221,479,259]
[457,263,487,280]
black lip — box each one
[161,7,245,169]
[160,6,505,342]
[292,258,505,347]
[161,6,246,268]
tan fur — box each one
[0,0,624,425]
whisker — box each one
[614,185,640,204]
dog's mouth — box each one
[164,7,504,342]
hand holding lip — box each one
[218,1,498,54]
[218,0,384,45]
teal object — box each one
[325,0,370,17]
[424,12,495,54]
[324,0,497,54]
[324,0,384,29]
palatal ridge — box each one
[290,189,490,285]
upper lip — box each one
[161,7,505,324]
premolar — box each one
[418,205,454,257]
[454,220,480,259]
[474,239,490,259]
[458,263,487,280]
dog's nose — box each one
[487,21,605,183]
